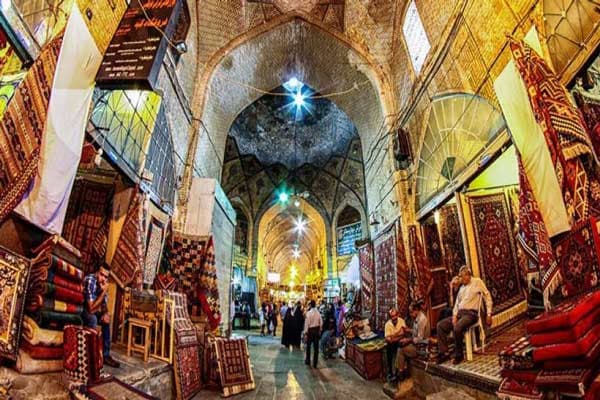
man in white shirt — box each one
[384,308,406,382]
[437,266,493,364]
[303,300,323,368]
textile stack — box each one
[18,235,85,374]
[497,290,600,399]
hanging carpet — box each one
[111,192,145,289]
[422,222,443,267]
[213,337,255,397]
[373,225,397,329]
[197,236,221,331]
[408,225,433,307]
[167,232,207,299]
[357,241,375,313]
[439,203,466,278]
[144,216,167,286]
[63,325,103,385]
[574,89,600,161]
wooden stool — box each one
[127,318,152,362]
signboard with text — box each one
[96,0,183,90]
[336,222,362,256]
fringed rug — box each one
[62,179,113,274]
[0,33,63,223]
[408,225,432,306]
[63,325,103,385]
[374,224,397,329]
[111,192,144,289]
[0,247,30,360]
[84,377,158,400]
[423,221,443,267]
[439,203,466,277]
[573,89,600,161]
[357,241,375,313]
[143,216,167,286]
[213,337,255,397]
[468,193,524,316]
[554,217,600,298]
[198,237,221,330]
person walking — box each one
[320,303,336,359]
[271,302,278,336]
[303,300,322,368]
[437,266,492,365]
[259,303,267,336]
[396,302,430,380]
[281,306,294,348]
[292,301,304,347]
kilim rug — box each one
[0,246,30,360]
[111,192,144,289]
[144,216,166,286]
[163,291,202,400]
[63,325,103,385]
[374,223,398,329]
[0,33,63,223]
[395,223,410,318]
[439,203,466,277]
[62,178,114,274]
[167,232,207,299]
[198,236,221,330]
[554,217,600,297]
[423,222,443,267]
[153,272,177,291]
[83,377,158,400]
[213,337,255,397]
[408,225,432,307]
[574,90,600,160]
[468,193,524,315]
[357,240,375,313]
[511,39,600,222]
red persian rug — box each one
[197,237,221,330]
[213,338,255,397]
[468,193,524,315]
[439,203,466,277]
[111,192,144,289]
[395,223,410,318]
[62,178,113,274]
[526,290,600,334]
[430,268,449,310]
[497,378,543,400]
[422,222,443,267]
[535,368,597,396]
[63,325,103,385]
[0,34,63,223]
[408,225,432,307]
[374,224,397,329]
[574,90,600,160]
[554,217,600,297]
[532,323,600,362]
[357,240,375,314]
[530,306,600,347]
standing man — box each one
[271,302,278,336]
[303,300,322,368]
[396,303,430,380]
[82,264,120,368]
[384,308,406,382]
[437,266,492,365]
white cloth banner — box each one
[493,28,571,237]
[16,4,103,233]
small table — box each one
[127,318,153,362]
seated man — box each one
[82,264,120,368]
[437,266,492,365]
[396,302,430,380]
[384,308,406,382]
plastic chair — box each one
[464,295,486,361]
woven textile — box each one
[515,154,560,303]
[439,204,466,277]
[29,283,84,305]
[0,34,62,223]
[153,272,177,291]
[144,216,166,285]
[526,290,600,333]
[468,193,524,315]
[535,368,596,395]
[430,268,449,309]
[543,338,600,370]
[511,39,600,222]
[497,378,543,400]
[396,223,410,318]
[574,90,600,163]
[532,323,600,362]
[164,291,202,400]
[554,217,600,297]
[27,296,83,314]
[499,336,535,370]
[84,377,159,400]
[168,232,207,297]
[374,225,396,329]
[32,310,83,329]
[0,247,30,360]
[213,337,255,397]
[422,222,443,267]
[198,237,221,330]
[530,306,600,347]
[357,241,375,313]
[15,349,62,374]
[63,325,103,385]
[408,225,432,306]
[20,341,63,360]
[21,315,63,346]
[111,192,144,289]
[63,179,114,274]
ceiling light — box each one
[294,199,300,208]
[294,217,306,233]
[284,77,303,91]
[292,249,300,259]
[278,192,289,204]
[293,91,305,107]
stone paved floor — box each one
[194,331,406,400]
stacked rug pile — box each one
[17,235,84,374]
[497,290,600,399]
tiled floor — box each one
[194,331,404,400]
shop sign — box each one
[336,222,361,256]
[96,0,183,90]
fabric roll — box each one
[526,290,600,334]
[40,298,83,314]
[535,368,596,396]
[532,323,600,362]
[543,339,600,370]
[499,336,536,370]
[20,341,63,360]
[15,350,63,374]
[32,310,83,329]
[53,255,84,282]
[21,315,63,347]
[49,270,83,293]
[30,283,84,305]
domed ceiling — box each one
[229,85,358,169]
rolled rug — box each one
[15,349,63,374]
[21,315,63,347]
[32,310,83,330]
[41,298,83,314]
[20,340,63,360]
[41,282,84,304]
[48,269,83,293]
[51,255,84,283]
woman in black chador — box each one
[281,307,294,348]
[292,301,305,348]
